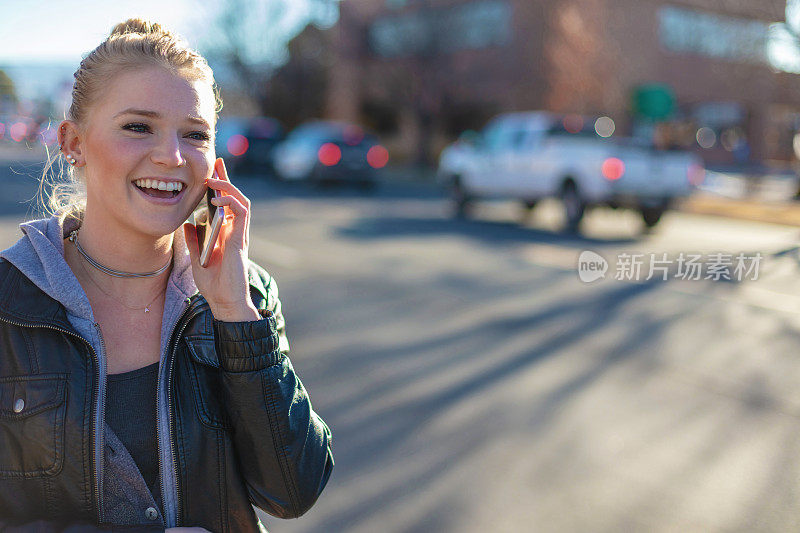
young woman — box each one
[0,19,332,532]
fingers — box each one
[208,159,250,210]
[207,176,250,236]
[207,158,250,251]
[207,177,250,209]
[211,194,247,220]
[208,159,250,238]
[210,195,249,247]
[214,158,229,182]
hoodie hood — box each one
[1,214,92,321]
[0,213,199,339]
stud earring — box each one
[66,155,77,165]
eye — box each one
[186,131,211,141]
[122,122,150,133]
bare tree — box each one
[264,24,333,128]
[0,69,17,114]
[205,0,338,115]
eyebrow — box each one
[114,108,211,128]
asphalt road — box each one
[3,160,800,532]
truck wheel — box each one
[640,206,665,228]
[518,200,538,222]
[560,183,585,232]
[451,177,471,218]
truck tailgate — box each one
[613,146,696,198]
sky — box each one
[0,0,338,103]
[2,0,208,64]
[0,0,335,65]
[3,0,800,100]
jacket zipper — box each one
[0,315,104,522]
[93,323,107,524]
[158,297,205,527]
[2,295,217,526]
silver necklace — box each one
[68,230,172,278]
[76,253,166,313]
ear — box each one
[57,120,85,167]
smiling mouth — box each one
[133,178,184,199]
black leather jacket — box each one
[0,259,333,532]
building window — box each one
[445,1,512,52]
[658,6,768,63]
[370,13,428,57]
[369,0,512,57]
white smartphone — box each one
[199,180,225,268]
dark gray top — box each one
[106,362,160,493]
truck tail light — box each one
[687,163,705,186]
[367,145,389,168]
[318,143,341,166]
[602,158,625,181]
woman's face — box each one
[78,65,216,238]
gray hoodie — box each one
[0,213,199,527]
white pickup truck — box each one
[438,112,704,230]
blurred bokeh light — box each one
[226,134,249,157]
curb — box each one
[679,194,800,227]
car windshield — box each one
[247,118,282,139]
[547,117,606,139]
[289,123,374,147]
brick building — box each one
[325,0,800,165]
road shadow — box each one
[335,215,638,249]
[234,177,642,247]
[269,259,800,532]
[266,274,673,532]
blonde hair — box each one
[40,18,222,219]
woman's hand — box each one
[183,158,260,322]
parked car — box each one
[216,116,284,176]
[438,111,704,230]
[272,121,388,188]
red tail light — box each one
[687,163,705,186]
[367,145,389,169]
[318,143,341,166]
[9,122,27,143]
[227,134,249,157]
[602,157,625,181]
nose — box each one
[150,132,186,167]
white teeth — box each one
[134,179,184,192]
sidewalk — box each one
[679,194,800,227]
[0,142,49,163]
